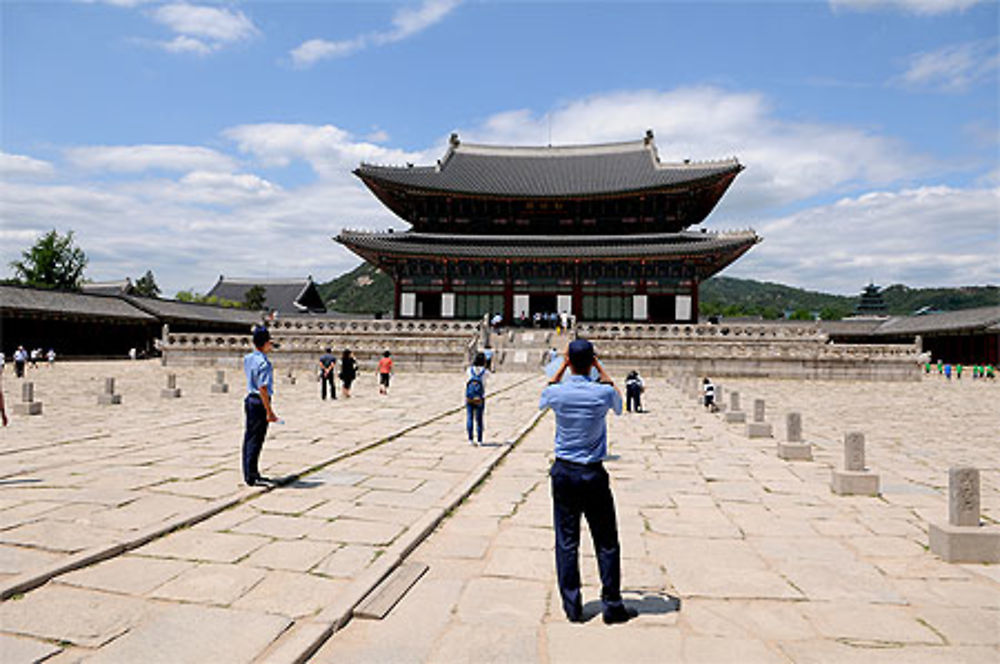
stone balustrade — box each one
[161,317,923,380]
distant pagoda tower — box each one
[854,282,888,317]
[338,131,758,322]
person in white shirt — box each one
[46,349,56,367]
[703,377,717,412]
[625,370,644,413]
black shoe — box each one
[251,477,277,487]
[602,606,638,625]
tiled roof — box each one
[124,296,262,326]
[81,279,135,296]
[206,277,326,314]
[337,230,759,260]
[870,306,1000,336]
[356,137,742,197]
[0,284,156,321]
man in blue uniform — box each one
[243,327,279,487]
[540,339,636,624]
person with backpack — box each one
[702,377,718,412]
[625,370,644,413]
[465,352,490,446]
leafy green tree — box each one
[133,270,161,297]
[243,284,267,310]
[819,306,845,321]
[10,229,88,290]
[789,308,814,321]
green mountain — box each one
[318,264,998,319]
[316,262,394,314]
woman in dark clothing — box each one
[339,349,358,398]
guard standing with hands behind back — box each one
[242,326,279,487]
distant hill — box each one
[316,262,393,314]
[318,264,998,319]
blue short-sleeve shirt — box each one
[539,374,622,464]
[244,350,274,397]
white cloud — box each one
[0,152,55,178]
[730,185,1000,292]
[152,3,258,43]
[897,40,999,93]
[457,87,925,213]
[4,86,995,295]
[142,2,258,55]
[161,35,214,55]
[830,0,985,15]
[65,145,237,173]
[290,0,461,67]
[223,123,425,178]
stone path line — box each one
[0,366,546,662]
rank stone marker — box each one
[777,412,812,461]
[746,398,773,438]
[724,391,746,423]
[98,377,122,405]
[211,370,229,394]
[13,381,43,416]
[161,373,182,399]
[831,431,880,496]
[929,467,1000,563]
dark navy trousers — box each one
[242,394,268,485]
[466,402,484,442]
[549,458,625,619]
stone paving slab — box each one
[0,362,531,600]
[0,368,543,660]
[315,375,1000,663]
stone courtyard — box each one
[0,360,997,662]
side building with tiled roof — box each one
[206,277,326,315]
[339,131,758,323]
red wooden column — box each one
[503,260,513,323]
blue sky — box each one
[2,0,998,296]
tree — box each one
[819,306,846,321]
[789,308,814,321]
[243,284,267,311]
[133,270,161,297]
[10,229,88,290]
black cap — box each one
[568,338,594,368]
[252,326,271,349]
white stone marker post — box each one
[746,399,773,438]
[724,391,746,423]
[98,377,122,405]
[211,370,229,394]
[929,467,1000,563]
[13,382,43,415]
[161,373,182,399]
[777,412,812,460]
[831,432,880,495]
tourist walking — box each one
[13,346,27,378]
[318,347,337,400]
[624,370,644,413]
[339,349,358,398]
[540,339,635,625]
[378,351,393,395]
[465,352,489,445]
[242,327,279,487]
[29,348,40,369]
[703,377,718,412]
[46,348,56,368]
[483,345,494,372]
